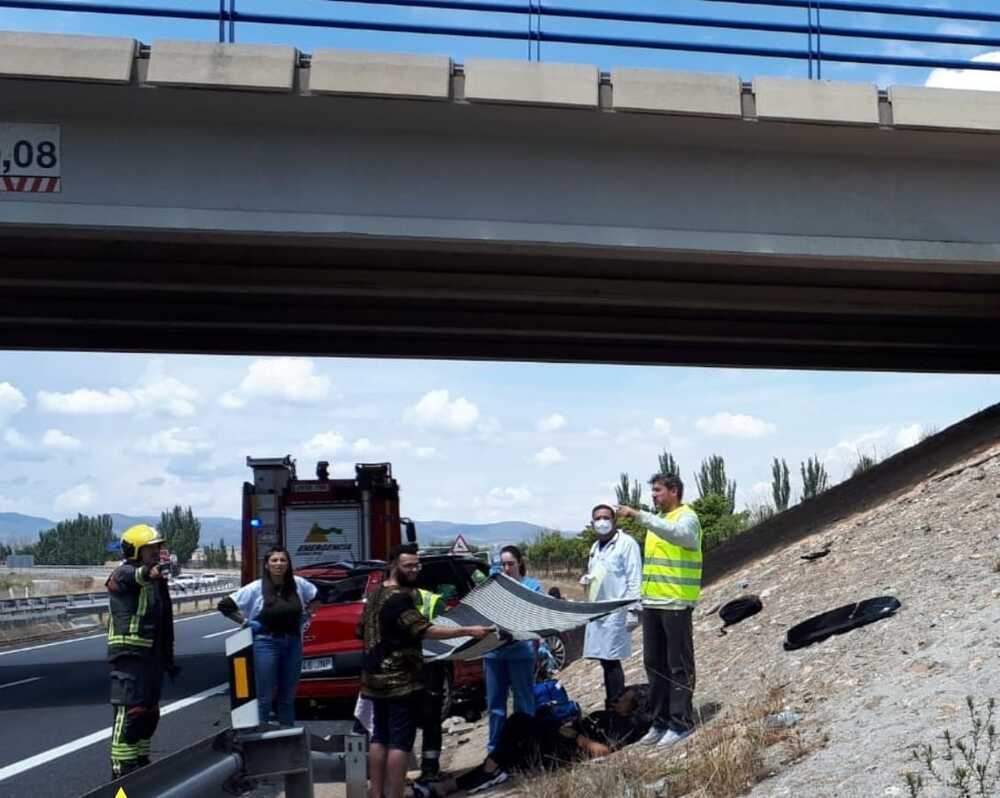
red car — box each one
[295,553,491,718]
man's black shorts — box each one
[370,693,421,752]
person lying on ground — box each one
[411,684,652,796]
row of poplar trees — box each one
[16,505,202,566]
[613,450,837,553]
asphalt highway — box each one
[0,612,239,798]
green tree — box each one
[657,450,680,477]
[229,546,237,569]
[615,473,642,509]
[32,514,115,565]
[159,506,201,565]
[695,455,736,513]
[747,502,776,527]
[202,536,229,568]
[851,448,879,477]
[801,456,829,500]
[771,457,791,511]
[690,495,748,551]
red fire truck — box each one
[241,456,487,715]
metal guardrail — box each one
[0,581,236,615]
[0,0,998,79]
[0,585,236,625]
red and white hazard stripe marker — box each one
[0,175,61,192]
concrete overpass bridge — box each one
[1,30,999,371]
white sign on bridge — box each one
[0,123,61,192]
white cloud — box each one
[130,377,198,417]
[430,497,453,510]
[237,358,331,404]
[0,382,27,426]
[926,51,1000,91]
[587,428,608,438]
[537,413,567,433]
[414,446,437,459]
[896,424,923,450]
[37,375,198,418]
[3,428,30,449]
[138,427,214,456]
[695,412,776,439]
[483,486,533,507]
[352,437,388,456]
[3,428,47,462]
[38,387,135,414]
[55,483,96,512]
[406,390,479,433]
[42,429,82,451]
[532,445,566,467]
[475,416,503,443]
[824,427,890,477]
[219,390,247,410]
[302,431,346,458]
[653,417,672,437]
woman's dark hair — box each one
[261,546,296,606]
[499,544,527,577]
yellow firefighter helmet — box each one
[121,524,164,559]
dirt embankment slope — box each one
[439,403,1000,797]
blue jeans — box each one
[484,656,536,752]
[253,633,303,726]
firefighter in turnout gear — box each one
[106,524,179,779]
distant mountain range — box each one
[0,512,242,547]
[0,513,546,549]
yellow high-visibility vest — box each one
[417,588,443,620]
[641,504,702,606]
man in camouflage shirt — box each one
[360,543,493,798]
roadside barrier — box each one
[79,626,368,798]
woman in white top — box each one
[218,546,318,726]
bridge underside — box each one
[2,231,997,372]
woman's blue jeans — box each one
[484,655,536,752]
[253,633,303,726]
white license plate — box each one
[301,657,333,674]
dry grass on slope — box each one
[526,682,816,798]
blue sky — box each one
[1,2,999,531]
[1,353,998,531]
[2,0,999,87]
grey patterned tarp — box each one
[421,573,636,662]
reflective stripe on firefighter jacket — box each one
[641,505,703,607]
[106,562,174,659]
[417,589,443,621]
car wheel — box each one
[440,666,454,721]
[543,634,567,670]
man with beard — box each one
[360,543,494,798]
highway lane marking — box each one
[0,676,43,689]
[0,681,229,783]
[203,628,239,639]
[0,633,106,658]
[0,613,222,657]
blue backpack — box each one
[533,679,581,723]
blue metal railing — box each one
[1,0,999,79]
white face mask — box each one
[593,519,614,535]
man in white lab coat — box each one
[580,504,643,708]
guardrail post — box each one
[345,733,367,798]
